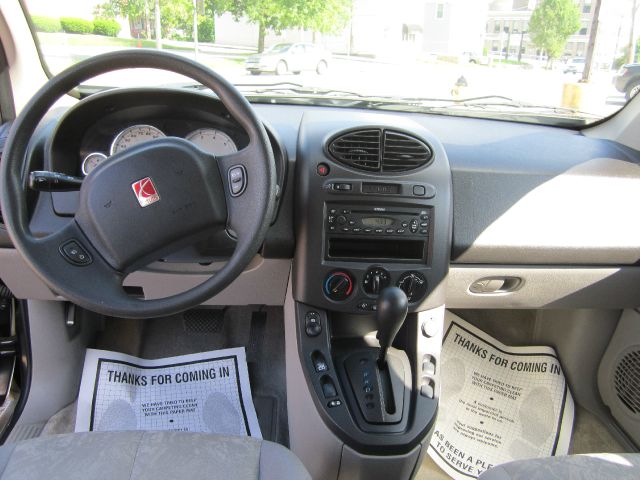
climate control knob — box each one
[397,271,427,303]
[324,271,354,301]
[362,267,390,295]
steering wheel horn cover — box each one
[0,50,277,318]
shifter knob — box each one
[376,287,408,368]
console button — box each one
[413,185,426,196]
[228,165,246,196]
[322,379,338,398]
[313,354,329,373]
[305,311,322,337]
[328,399,342,408]
[422,355,436,376]
[60,240,92,266]
[334,183,352,191]
[317,163,330,176]
[356,299,377,311]
[421,315,441,338]
[420,382,435,398]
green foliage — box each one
[60,17,94,35]
[614,40,640,69]
[198,16,214,42]
[529,0,580,61]
[93,18,122,36]
[298,0,352,35]
[31,15,62,33]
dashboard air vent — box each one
[382,131,432,172]
[327,129,381,172]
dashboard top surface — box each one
[3,92,640,267]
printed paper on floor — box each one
[427,316,574,479]
[75,347,261,438]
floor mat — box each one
[75,347,261,437]
[427,313,574,479]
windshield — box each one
[22,0,639,126]
[266,43,293,53]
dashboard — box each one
[1,88,639,310]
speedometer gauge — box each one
[185,128,237,155]
[110,125,165,155]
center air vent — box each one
[382,131,432,172]
[327,128,432,173]
[327,129,381,172]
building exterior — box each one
[422,0,489,56]
[484,0,598,61]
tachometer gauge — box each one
[81,152,108,176]
[110,125,165,155]
[185,128,238,155]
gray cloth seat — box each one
[478,453,640,480]
[0,431,310,480]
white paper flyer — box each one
[75,347,262,438]
[427,316,574,479]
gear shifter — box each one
[376,287,408,368]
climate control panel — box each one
[323,267,429,309]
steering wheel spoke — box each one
[30,220,126,304]
[217,143,275,240]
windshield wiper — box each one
[182,81,367,98]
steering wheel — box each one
[0,50,277,319]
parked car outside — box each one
[245,42,330,75]
[613,63,640,100]
[563,57,585,74]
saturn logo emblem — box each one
[131,177,160,207]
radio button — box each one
[420,229,428,234]
[397,229,405,234]
[337,216,347,225]
[420,222,428,227]
[342,227,350,232]
[341,209,349,214]
[420,214,429,220]
[348,220,356,226]
[353,228,361,233]
[385,228,394,234]
[329,208,337,215]
[374,228,383,234]
[410,219,419,233]
[364,228,373,233]
[329,226,336,232]
[401,221,409,228]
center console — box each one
[290,110,452,478]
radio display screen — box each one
[361,217,394,226]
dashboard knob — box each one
[397,271,427,303]
[363,267,390,295]
[324,271,354,301]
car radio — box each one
[324,204,432,263]
[326,205,431,236]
